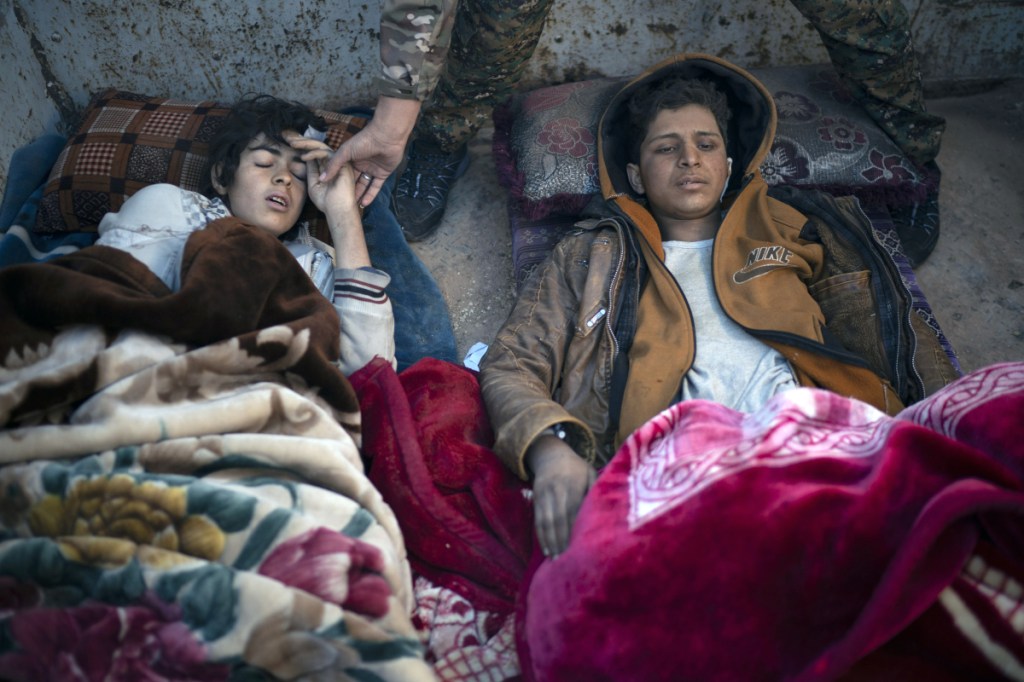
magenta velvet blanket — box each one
[521,362,1024,681]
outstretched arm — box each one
[479,236,604,558]
[319,96,422,209]
[324,0,460,206]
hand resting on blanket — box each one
[527,435,596,557]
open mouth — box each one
[267,194,289,209]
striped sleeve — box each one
[333,266,396,375]
[334,268,390,306]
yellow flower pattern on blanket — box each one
[28,474,224,561]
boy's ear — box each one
[210,164,227,196]
[626,163,645,195]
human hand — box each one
[527,436,597,558]
[319,96,421,208]
[287,134,359,219]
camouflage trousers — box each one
[790,0,945,167]
[416,0,554,151]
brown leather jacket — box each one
[480,53,957,478]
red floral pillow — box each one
[758,66,926,203]
[492,65,929,221]
[493,78,625,220]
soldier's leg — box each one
[416,0,555,151]
[789,0,944,167]
[394,0,554,240]
[790,0,945,266]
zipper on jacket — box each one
[604,232,626,358]
[848,198,926,399]
[607,203,698,372]
[599,213,643,435]
[815,191,923,398]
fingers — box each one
[320,145,352,183]
[298,149,331,163]
[532,479,585,558]
[535,493,572,558]
[355,174,382,208]
[288,136,331,152]
[533,491,563,559]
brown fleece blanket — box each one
[0,217,357,435]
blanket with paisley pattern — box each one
[520,362,1024,681]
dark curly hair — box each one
[625,76,732,164]
[205,94,327,197]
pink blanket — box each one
[521,362,1024,681]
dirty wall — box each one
[2,0,1022,195]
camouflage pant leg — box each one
[788,0,945,166]
[416,0,555,151]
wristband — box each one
[541,423,569,441]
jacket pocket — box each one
[809,270,888,379]
[575,237,613,338]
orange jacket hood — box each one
[597,53,778,257]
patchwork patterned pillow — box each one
[492,64,929,221]
[35,89,366,238]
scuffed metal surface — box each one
[0,0,62,195]
[1,0,1022,196]
[16,0,383,113]
[523,0,832,87]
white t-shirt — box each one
[663,239,798,412]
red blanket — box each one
[349,355,1024,681]
[351,357,534,614]
[352,358,536,680]
[521,362,1024,681]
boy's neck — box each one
[657,213,721,242]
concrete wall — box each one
[2,0,1022,196]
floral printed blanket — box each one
[0,219,434,680]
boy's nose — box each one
[678,147,699,166]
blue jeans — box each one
[362,174,458,371]
[0,134,66,232]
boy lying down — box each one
[94,95,395,375]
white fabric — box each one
[663,239,798,412]
[97,184,230,290]
[285,231,336,298]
